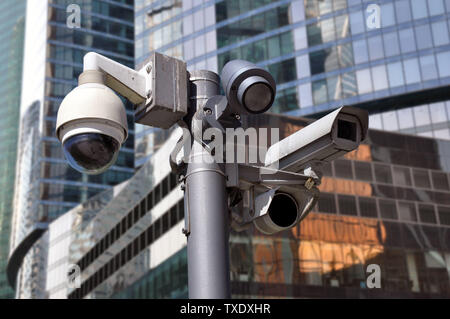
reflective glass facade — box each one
[134,0,450,166]
[10,0,135,298]
[28,113,450,299]
[0,0,26,299]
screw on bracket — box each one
[305,178,315,190]
[146,63,152,74]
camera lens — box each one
[63,133,120,174]
[238,76,274,114]
[243,82,273,113]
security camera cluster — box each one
[55,51,368,235]
[55,51,368,298]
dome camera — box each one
[56,71,128,174]
[221,60,276,114]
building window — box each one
[399,28,416,53]
[374,164,393,184]
[438,206,450,225]
[154,219,161,239]
[338,195,357,216]
[387,62,405,87]
[359,197,378,218]
[170,205,178,227]
[334,160,353,179]
[317,193,336,214]
[312,79,328,105]
[146,226,154,245]
[268,58,296,84]
[395,0,412,23]
[154,184,161,203]
[379,199,398,220]
[431,172,449,191]
[162,176,169,197]
[147,191,154,210]
[353,39,369,64]
[398,201,417,222]
[418,204,437,224]
[354,161,373,181]
[413,169,431,188]
[392,166,412,186]
[133,205,139,222]
[140,200,146,217]
[170,173,178,190]
[177,200,185,220]
[162,213,169,233]
[271,87,298,114]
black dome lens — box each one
[63,133,119,174]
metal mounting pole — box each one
[185,70,231,299]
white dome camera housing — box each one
[56,71,128,175]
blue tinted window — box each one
[419,55,438,81]
[403,58,421,84]
[353,39,369,64]
[347,0,361,7]
[312,79,328,104]
[381,3,396,27]
[383,31,400,57]
[411,0,429,20]
[437,51,450,77]
[350,11,365,34]
[367,35,384,60]
[395,0,412,23]
[428,0,445,15]
[342,72,357,98]
[399,28,416,53]
[327,76,341,101]
[431,21,450,46]
[415,24,433,50]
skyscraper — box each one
[9,0,135,298]
[24,113,450,299]
[134,0,450,162]
[0,0,26,299]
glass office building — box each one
[21,112,450,298]
[0,0,26,299]
[9,0,135,298]
[133,0,450,166]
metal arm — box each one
[83,52,149,105]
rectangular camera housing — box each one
[264,106,368,173]
[135,52,188,129]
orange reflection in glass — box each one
[293,213,386,282]
[292,213,386,245]
[318,177,372,196]
[250,214,387,285]
[253,239,284,284]
[344,144,372,161]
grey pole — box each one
[185,70,231,299]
